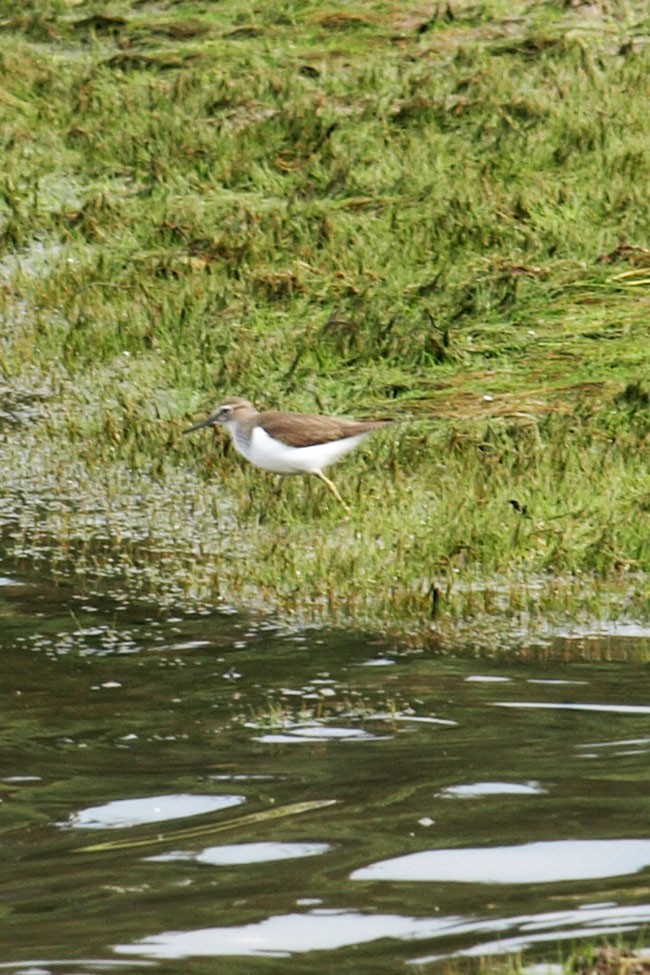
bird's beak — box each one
[183,412,220,434]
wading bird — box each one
[184,397,392,506]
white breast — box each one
[232,425,372,474]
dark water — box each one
[1,571,650,974]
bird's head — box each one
[183,397,255,434]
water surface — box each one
[1,570,649,974]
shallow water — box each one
[1,570,649,974]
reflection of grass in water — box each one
[468,941,650,975]
[3,2,650,648]
[78,799,337,853]
[243,691,401,733]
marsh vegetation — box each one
[2,0,650,645]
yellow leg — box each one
[314,470,349,508]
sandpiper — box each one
[184,397,392,505]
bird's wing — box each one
[260,411,390,448]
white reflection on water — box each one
[494,701,650,715]
[438,781,545,799]
[578,737,650,749]
[351,838,650,884]
[64,793,245,829]
[114,902,650,961]
[146,841,333,865]
[115,909,466,958]
[527,679,588,685]
[253,725,383,743]
[412,903,650,965]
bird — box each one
[184,397,392,506]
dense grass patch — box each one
[2,0,650,646]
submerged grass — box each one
[2,0,650,647]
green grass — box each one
[2,0,650,649]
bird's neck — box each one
[229,419,255,448]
